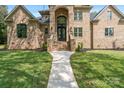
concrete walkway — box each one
[47,51,78,88]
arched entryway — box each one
[57,16,67,41]
[47,7,69,51]
[55,7,68,42]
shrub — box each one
[75,42,83,52]
[42,42,47,51]
[0,23,7,44]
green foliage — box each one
[0,5,8,44]
[0,5,8,18]
[71,50,124,88]
[0,51,52,87]
[75,42,83,52]
[0,23,7,44]
[42,42,47,51]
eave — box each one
[74,5,92,10]
[39,10,50,16]
[91,19,99,23]
[93,5,124,21]
[5,18,13,22]
[119,18,124,22]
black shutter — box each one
[105,28,108,36]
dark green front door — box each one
[57,16,66,41]
[57,26,66,41]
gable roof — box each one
[5,5,37,20]
[93,5,124,21]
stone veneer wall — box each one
[7,8,44,49]
[49,5,91,50]
[8,5,124,50]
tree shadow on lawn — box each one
[71,52,124,88]
[0,51,52,88]
[0,67,49,88]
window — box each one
[17,24,27,38]
[74,10,82,20]
[105,28,114,36]
[57,16,66,24]
[74,27,82,37]
[108,11,112,20]
[45,28,48,34]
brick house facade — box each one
[5,5,124,51]
[92,5,124,49]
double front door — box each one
[57,26,66,41]
[57,16,67,41]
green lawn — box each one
[71,50,124,88]
[0,51,52,88]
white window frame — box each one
[107,11,112,20]
[74,10,82,21]
[105,27,114,36]
[74,27,83,37]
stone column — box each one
[68,6,74,42]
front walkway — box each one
[47,51,78,88]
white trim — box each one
[112,5,124,17]
[93,5,124,21]
[5,5,37,21]
[93,6,108,20]
[5,5,18,20]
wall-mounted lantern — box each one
[51,26,53,31]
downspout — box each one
[90,21,93,49]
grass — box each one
[0,50,52,88]
[71,50,124,88]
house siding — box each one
[49,5,91,50]
[6,7,44,49]
[92,6,124,49]
[5,5,124,51]
[73,9,91,48]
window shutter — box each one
[112,28,114,36]
[74,12,77,20]
[110,28,114,36]
[79,11,82,20]
[105,28,108,36]
[74,28,77,36]
[79,28,82,36]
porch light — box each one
[51,27,53,31]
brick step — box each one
[51,41,69,51]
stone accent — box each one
[47,38,69,51]
[48,5,91,51]
[6,5,124,51]
[6,6,44,49]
